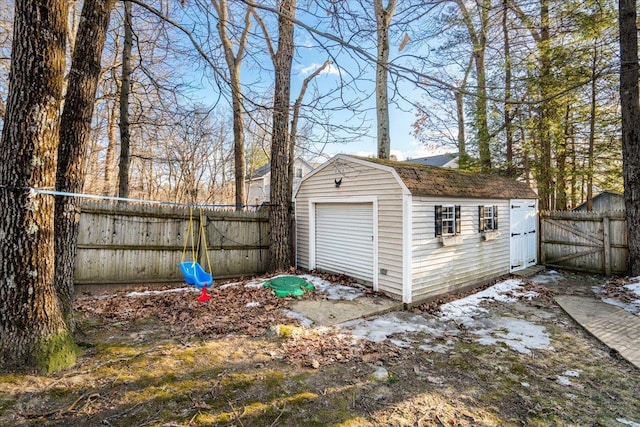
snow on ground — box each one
[337,278,553,355]
[282,309,314,327]
[528,269,564,284]
[298,274,365,300]
[597,276,640,314]
[219,274,365,300]
[125,287,198,297]
[617,418,640,427]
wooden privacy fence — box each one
[540,211,627,275]
[74,200,269,285]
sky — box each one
[187,2,455,164]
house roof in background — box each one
[572,190,624,211]
[351,155,538,199]
[246,158,317,180]
[405,153,457,167]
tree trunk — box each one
[619,0,640,275]
[288,60,331,206]
[103,94,119,195]
[537,0,552,210]
[374,0,396,160]
[556,105,569,211]
[456,0,491,171]
[502,0,514,177]
[586,43,598,212]
[269,0,296,271]
[212,0,252,211]
[475,43,491,172]
[455,90,466,164]
[0,0,78,373]
[118,0,133,199]
[55,0,115,329]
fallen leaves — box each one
[75,279,298,339]
[279,328,388,368]
[601,276,640,304]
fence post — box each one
[603,215,611,275]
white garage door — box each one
[315,203,374,282]
[510,200,538,272]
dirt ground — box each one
[1,270,639,427]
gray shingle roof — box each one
[405,153,457,167]
[353,156,537,200]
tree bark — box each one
[269,0,296,271]
[619,0,640,275]
[288,60,330,206]
[0,0,78,373]
[502,0,514,177]
[556,105,570,211]
[118,1,133,199]
[55,0,115,329]
[537,0,552,210]
[456,0,491,172]
[374,0,396,160]
[212,0,252,210]
[586,43,598,212]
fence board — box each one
[74,200,269,285]
[540,211,627,275]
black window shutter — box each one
[478,206,485,232]
[435,205,442,237]
[455,205,461,235]
[493,205,498,230]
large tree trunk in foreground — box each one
[619,0,640,275]
[55,0,116,329]
[269,0,296,271]
[0,0,78,373]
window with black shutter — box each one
[436,205,460,236]
[479,205,499,231]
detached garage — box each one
[294,154,538,304]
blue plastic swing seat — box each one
[178,261,213,289]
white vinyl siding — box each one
[295,158,405,297]
[315,203,373,281]
[411,197,511,301]
[296,155,537,304]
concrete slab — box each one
[289,296,402,327]
[555,295,640,370]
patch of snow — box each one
[624,281,640,312]
[340,312,444,345]
[418,343,452,354]
[439,279,536,326]
[473,317,553,354]
[220,274,365,300]
[617,418,640,427]
[625,282,640,297]
[245,301,261,308]
[521,382,530,388]
[563,370,580,378]
[530,270,564,284]
[282,309,314,327]
[601,297,640,315]
[556,376,572,386]
[125,287,197,297]
[371,366,389,381]
[299,274,365,300]
[337,279,553,356]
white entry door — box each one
[510,200,538,272]
[314,202,374,282]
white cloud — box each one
[299,62,340,77]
